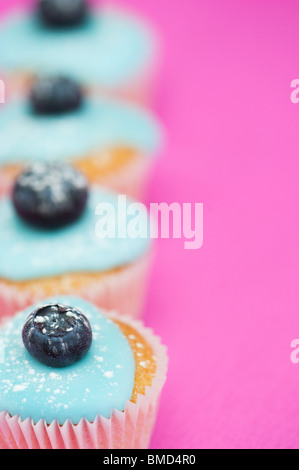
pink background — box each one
[2,0,299,449]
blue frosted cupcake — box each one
[0,163,153,319]
[0,296,168,448]
[0,1,159,104]
[0,76,163,200]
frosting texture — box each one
[0,187,151,281]
[0,97,162,165]
[0,296,136,424]
[0,8,155,86]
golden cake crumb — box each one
[114,320,157,403]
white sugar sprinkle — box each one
[13,384,28,392]
[94,356,103,363]
[49,372,61,380]
[103,371,114,378]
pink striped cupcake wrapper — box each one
[0,249,154,320]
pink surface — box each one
[1,0,299,449]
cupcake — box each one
[0,296,168,449]
[0,163,153,319]
[0,76,163,200]
[0,0,159,104]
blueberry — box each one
[38,0,88,28]
[12,163,89,229]
[30,76,83,115]
[22,303,92,368]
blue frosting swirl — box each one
[0,8,155,86]
[0,97,162,165]
[0,296,136,424]
[0,187,151,281]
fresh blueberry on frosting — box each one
[12,162,88,229]
[38,0,88,28]
[22,303,92,367]
[30,76,83,115]
[0,296,136,424]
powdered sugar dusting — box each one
[0,296,136,424]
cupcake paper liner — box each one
[0,312,168,449]
[0,169,14,198]
[0,249,154,320]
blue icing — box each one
[0,9,155,85]
[0,97,162,165]
[0,187,151,281]
[0,296,135,424]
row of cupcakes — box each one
[0,0,167,450]
[0,165,167,450]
